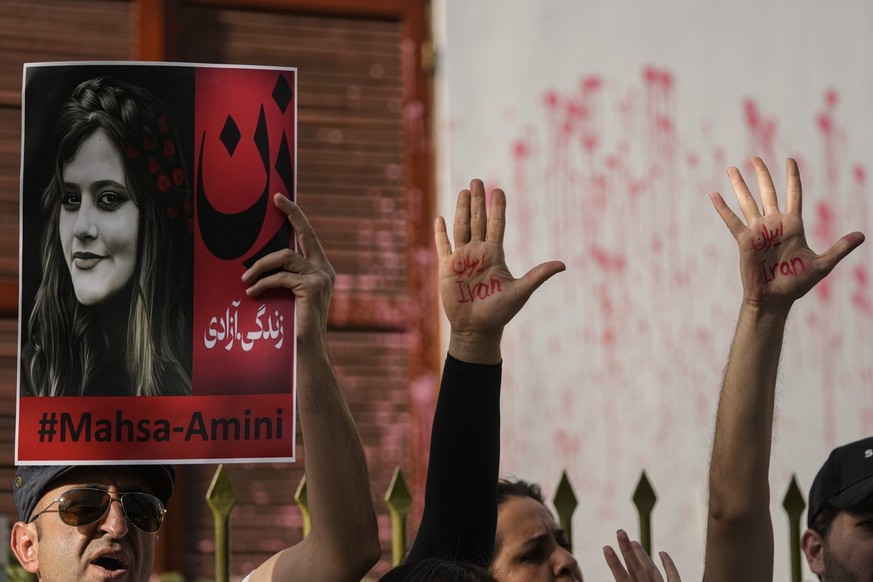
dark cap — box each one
[807,436,873,527]
[14,464,176,522]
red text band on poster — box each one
[18,395,294,462]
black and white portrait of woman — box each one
[21,70,194,397]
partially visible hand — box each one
[710,157,864,313]
[603,530,681,582]
[242,193,335,350]
[434,179,565,363]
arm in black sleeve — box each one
[403,354,502,567]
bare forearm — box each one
[710,302,787,514]
[295,344,379,577]
[241,196,379,581]
[705,302,787,580]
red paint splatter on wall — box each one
[490,65,872,471]
[743,98,778,164]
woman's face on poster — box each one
[59,127,140,306]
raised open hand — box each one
[242,194,335,349]
[710,157,864,312]
[603,530,682,582]
[434,179,565,362]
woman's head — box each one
[382,558,499,582]
[492,479,583,582]
[59,127,139,305]
[26,76,192,396]
[49,76,191,302]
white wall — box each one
[434,1,873,580]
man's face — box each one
[491,495,583,582]
[12,467,159,582]
[804,506,873,582]
[821,508,873,582]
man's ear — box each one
[801,527,825,576]
[11,521,40,574]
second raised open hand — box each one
[603,530,682,582]
[709,157,864,311]
[434,179,565,358]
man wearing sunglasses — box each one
[10,195,381,582]
[12,464,173,581]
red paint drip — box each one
[543,89,560,109]
[815,279,833,303]
[589,244,626,271]
[852,266,871,314]
[817,113,833,134]
[512,139,530,160]
[743,98,778,161]
[813,201,836,245]
[854,163,867,185]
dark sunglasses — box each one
[29,487,166,533]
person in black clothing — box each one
[382,178,565,580]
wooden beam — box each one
[0,90,21,108]
[396,0,438,532]
[133,0,180,60]
[188,0,413,19]
[0,282,17,317]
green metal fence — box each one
[6,465,810,582]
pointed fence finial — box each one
[294,474,311,537]
[552,471,579,551]
[782,474,806,582]
[632,470,657,555]
[206,464,237,582]
[385,466,412,565]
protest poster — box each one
[16,62,298,464]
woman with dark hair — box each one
[384,558,499,582]
[493,479,680,581]
[22,76,192,396]
[492,478,582,581]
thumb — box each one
[515,260,566,302]
[818,231,865,275]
